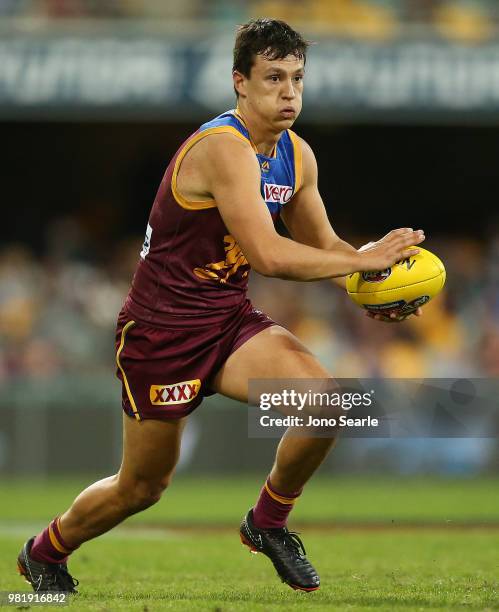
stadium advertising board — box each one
[2,34,499,120]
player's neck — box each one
[235,105,282,157]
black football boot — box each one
[17,538,79,593]
[240,509,320,591]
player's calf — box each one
[17,471,173,594]
[57,471,173,546]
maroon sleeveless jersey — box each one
[124,109,301,327]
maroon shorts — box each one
[115,299,276,420]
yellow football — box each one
[346,247,446,316]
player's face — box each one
[237,54,304,129]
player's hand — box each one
[357,228,425,271]
[366,307,423,323]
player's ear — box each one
[232,70,246,98]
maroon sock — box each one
[30,517,78,564]
[252,478,302,529]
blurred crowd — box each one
[1,0,498,42]
[0,224,498,381]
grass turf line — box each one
[1,477,497,610]
[1,531,497,611]
[1,476,498,526]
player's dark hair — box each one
[233,19,310,96]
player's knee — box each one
[127,481,166,512]
[121,474,172,513]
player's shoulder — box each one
[200,109,242,131]
[288,132,314,159]
[193,128,255,166]
[194,110,254,156]
[186,116,257,181]
[288,132,317,181]
[197,110,251,146]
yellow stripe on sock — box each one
[264,482,298,506]
[48,522,71,555]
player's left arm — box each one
[282,136,422,321]
[281,137,356,290]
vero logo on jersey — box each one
[264,183,293,204]
[150,379,201,405]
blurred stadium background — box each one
[1,0,498,480]
[1,2,498,608]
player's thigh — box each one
[118,414,187,487]
[212,325,331,402]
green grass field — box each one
[0,476,498,611]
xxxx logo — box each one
[150,379,201,405]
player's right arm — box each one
[201,133,424,281]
